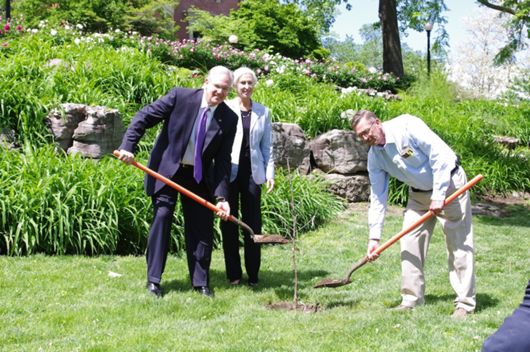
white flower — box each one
[115,28,121,33]
[64,25,71,30]
[76,24,84,30]
[265,79,274,87]
[31,28,39,34]
[368,66,377,74]
[74,38,81,45]
[50,29,57,36]
[340,109,356,120]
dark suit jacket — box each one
[119,87,237,199]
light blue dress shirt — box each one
[367,114,459,240]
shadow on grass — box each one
[424,292,498,312]
[160,268,329,296]
[475,203,530,228]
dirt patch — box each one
[265,301,319,313]
[473,193,530,217]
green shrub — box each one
[0,146,343,255]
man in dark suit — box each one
[116,66,237,298]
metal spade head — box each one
[253,234,290,244]
[313,278,352,288]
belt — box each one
[410,161,461,193]
[180,163,194,169]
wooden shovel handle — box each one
[374,174,483,255]
[112,150,244,229]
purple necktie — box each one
[193,107,209,183]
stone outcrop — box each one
[45,104,124,159]
[271,122,310,173]
[313,171,370,203]
[309,129,368,174]
[0,129,17,150]
[271,122,370,202]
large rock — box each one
[309,129,368,174]
[45,103,87,151]
[271,122,310,172]
[315,171,370,202]
[69,106,124,158]
[0,129,17,150]
[45,104,124,158]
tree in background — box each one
[476,0,530,64]
[283,0,351,35]
[323,23,426,79]
[323,0,449,78]
[12,0,178,39]
[187,0,322,59]
[446,8,529,99]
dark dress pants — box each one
[146,166,214,287]
[482,280,530,352]
[221,163,261,284]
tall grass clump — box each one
[0,145,156,255]
[261,169,345,236]
[0,27,194,146]
[0,146,343,256]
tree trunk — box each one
[379,0,404,78]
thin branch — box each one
[476,0,516,15]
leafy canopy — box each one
[11,0,178,39]
[188,0,322,59]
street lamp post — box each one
[5,0,11,20]
[424,22,433,76]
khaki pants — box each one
[400,167,476,312]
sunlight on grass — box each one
[1,203,529,351]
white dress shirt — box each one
[367,114,459,240]
[181,93,218,166]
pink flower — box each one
[2,42,8,48]
[4,23,10,31]
[16,25,23,32]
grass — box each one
[1,200,529,351]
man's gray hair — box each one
[351,110,378,129]
[233,67,257,87]
[208,65,234,86]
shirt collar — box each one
[381,122,394,146]
[201,91,219,115]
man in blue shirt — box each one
[351,110,475,319]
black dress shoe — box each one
[194,286,214,298]
[146,282,162,297]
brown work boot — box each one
[452,308,472,319]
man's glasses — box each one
[357,120,376,139]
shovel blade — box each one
[252,234,289,244]
[313,278,352,288]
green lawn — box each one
[1,201,529,352]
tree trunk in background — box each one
[379,0,404,78]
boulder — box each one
[45,104,124,158]
[271,122,310,172]
[309,129,368,174]
[313,170,370,202]
[0,128,17,150]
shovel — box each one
[113,151,288,244]
[314,174,484,288]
